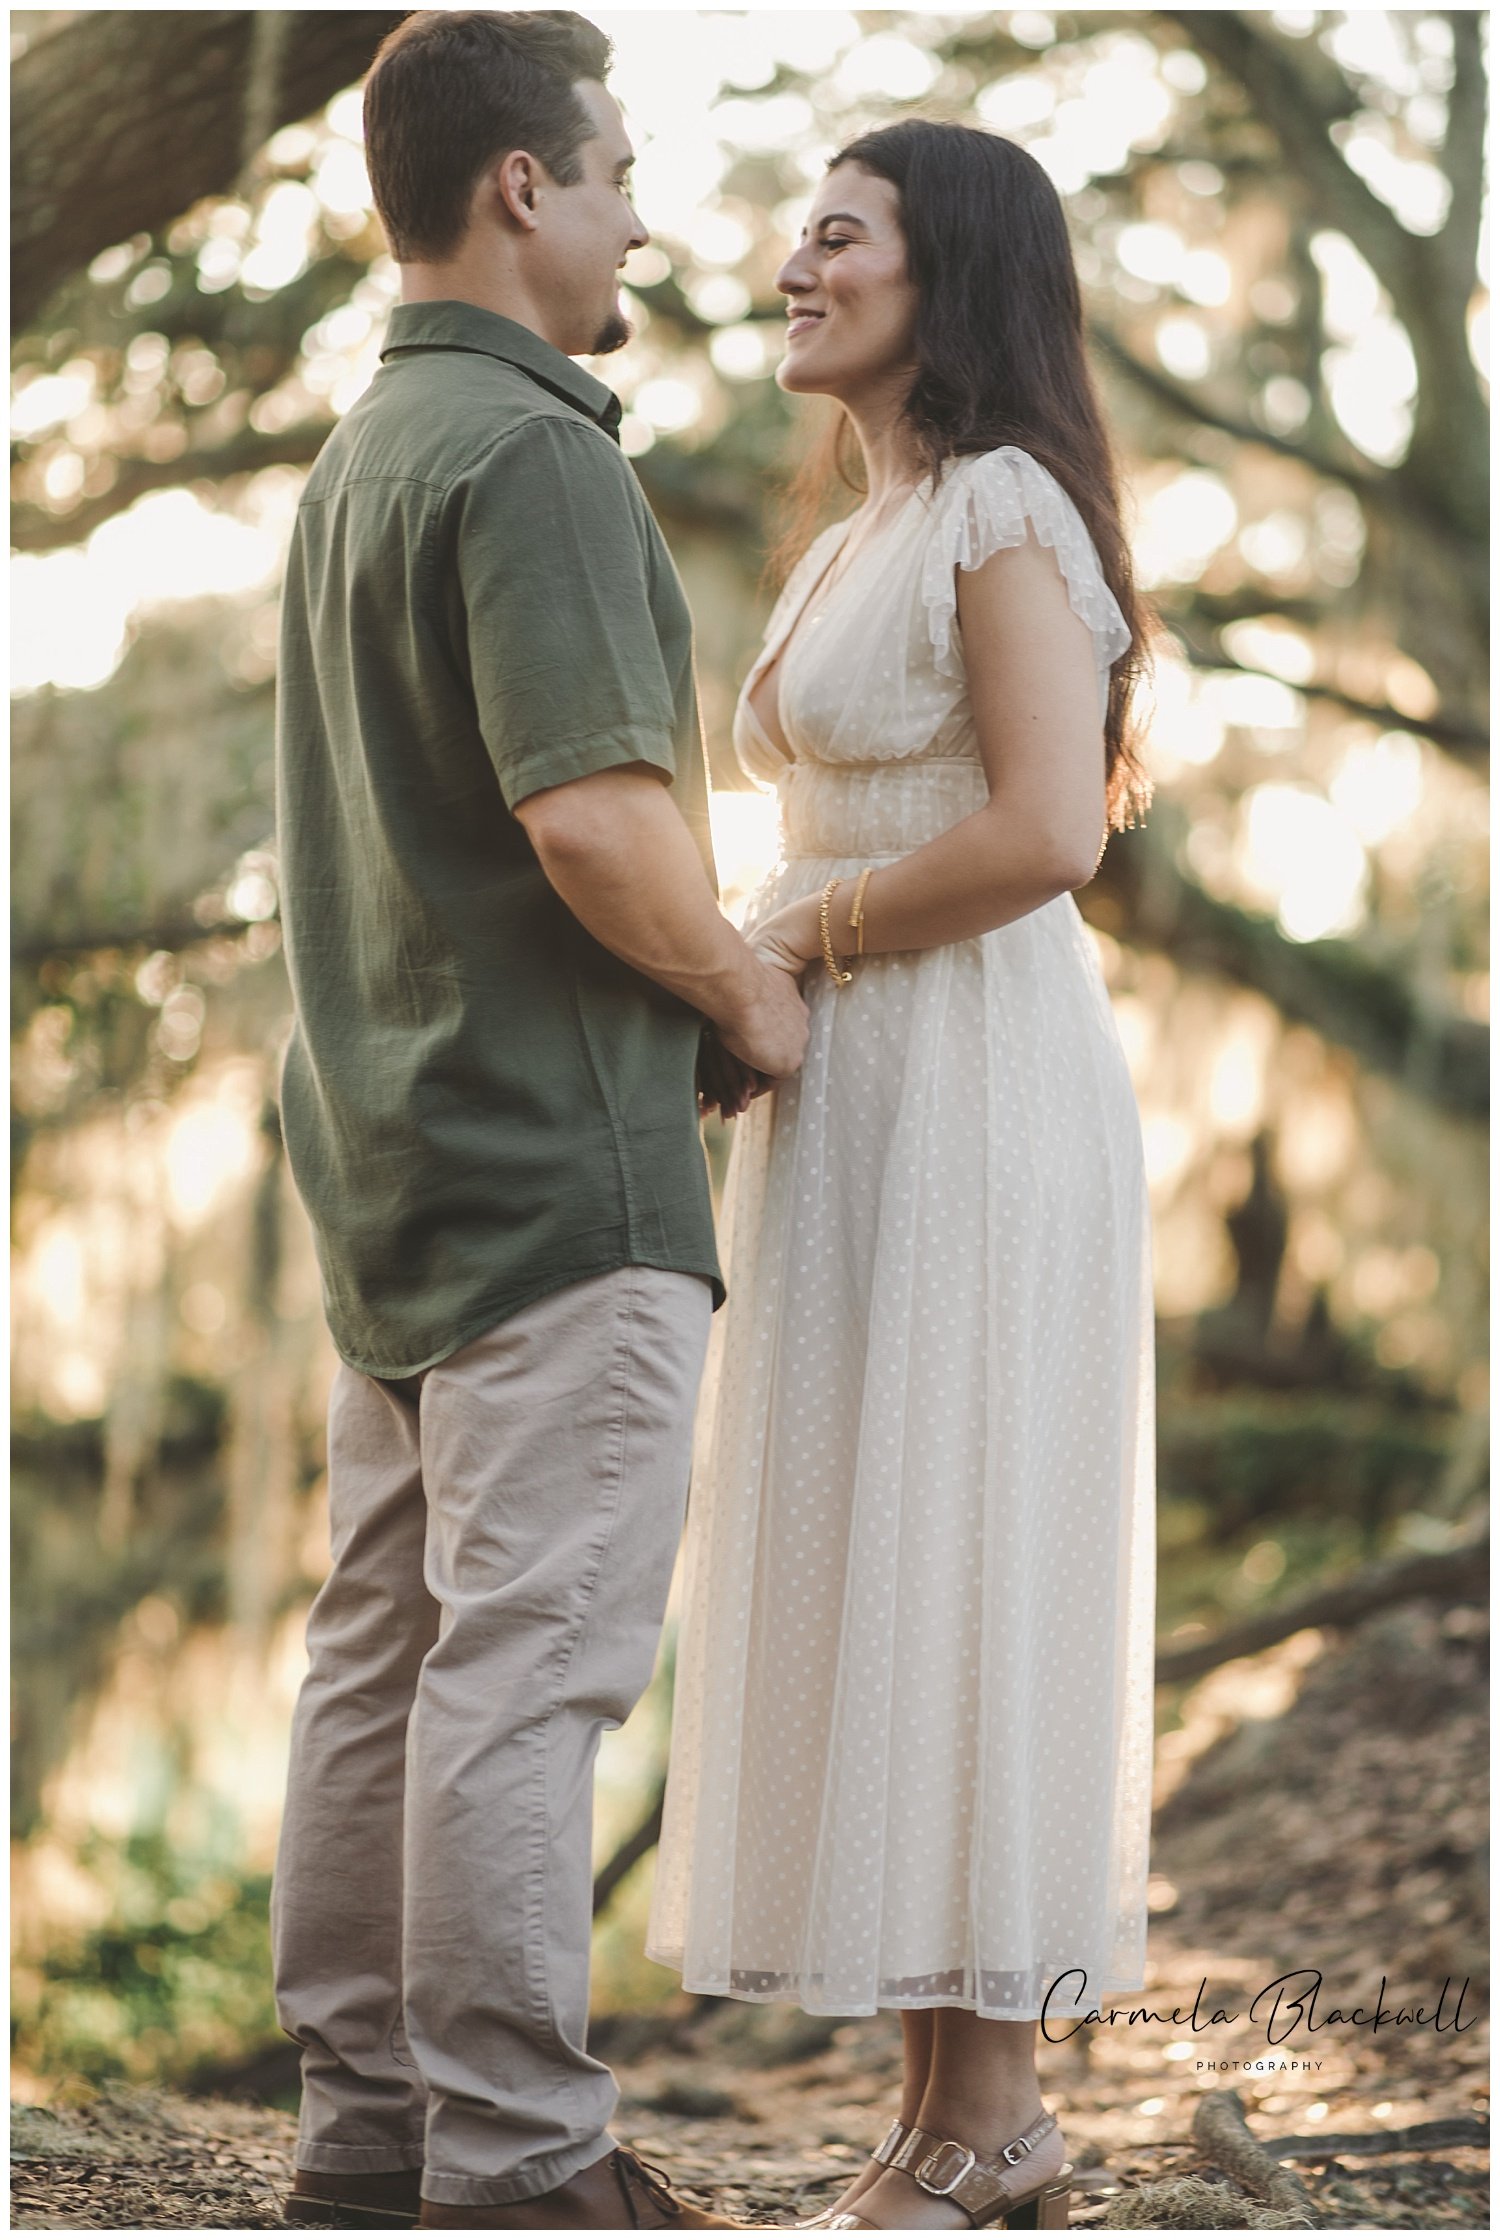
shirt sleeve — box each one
[447,413,681,811]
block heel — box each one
[998,2165,1073,2228]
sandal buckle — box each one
[916,2142,977,2196]
[1003,2138,1033,2165]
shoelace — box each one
[616,2148,688,2226]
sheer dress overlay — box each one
[646,449,1157,2022]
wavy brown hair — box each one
[769,119,1156,831]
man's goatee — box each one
[591,310,633,355]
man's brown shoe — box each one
[417,2145,746,2228]
[285,2165,424,2227]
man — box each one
[270,12,807,2230]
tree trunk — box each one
[12,9,408,333]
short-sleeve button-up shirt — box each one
[275,299,725,1378]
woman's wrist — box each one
[788,891,827,962]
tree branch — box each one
[1256,2118,1489,2162]
[11,419,763,559]
[1092,321,1445,538]
[1089,805,1488,1119]
[1439,12,1487,294]
[11,913,274,968]
[12,10,408,332]
[593,1781,666,1918]
[11,423,336,553]
[1165,631,1489,770]
[1191,2091,1324,2227]
[1162,11,1487,535]
[1162,12,1420,298]
[1155,1529,1487,1686]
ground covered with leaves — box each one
[12,1601,1487,2230]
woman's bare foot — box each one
[797,2017,933,2227]
[794,2145,887,2230]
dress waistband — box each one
[775,757,988,860]
[784,758,983,773]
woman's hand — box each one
[745,891,827,978]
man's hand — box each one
[716,952,810,1080]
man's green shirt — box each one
[275,300,725,1378]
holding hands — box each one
[697,1030,764,1120]
[698,879,873,1121]
[698,904,824,1120]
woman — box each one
[647,120,1158,2235]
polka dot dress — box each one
[646,449,1157,2022]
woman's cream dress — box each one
[645,447,1157,2022]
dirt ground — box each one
[10,1600,1488,2231]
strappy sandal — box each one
[821,2108,1073,2231]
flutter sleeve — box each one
[920,446,1133,686]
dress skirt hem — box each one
[642,1950,1151,2024]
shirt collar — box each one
[378,299,623,442]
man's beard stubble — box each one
[590,307,633,355]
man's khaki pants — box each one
[271,1265,713,2209]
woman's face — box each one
[774,163,919,401]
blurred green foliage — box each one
[13,1832,280,2092]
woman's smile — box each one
[772,165,922,404]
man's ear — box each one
[491,148,542,232]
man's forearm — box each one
[516,767,762,1032]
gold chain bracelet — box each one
[818,878,854,988]
[847,865,875,957]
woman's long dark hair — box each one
[769,119,1156,831]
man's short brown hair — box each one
[363,10,614,263]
